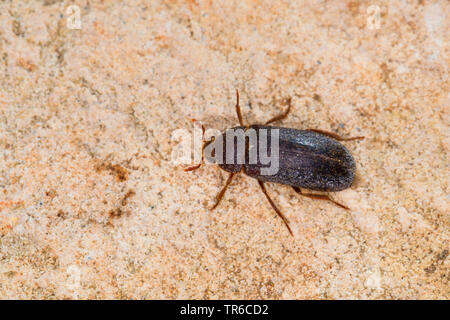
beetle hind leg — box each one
[306,129,364,141]
[292,187,349,210]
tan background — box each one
[0,0,448,299]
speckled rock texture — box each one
[0,0,448,299]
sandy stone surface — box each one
[0,0,448,299]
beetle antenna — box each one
[184,120,206,172]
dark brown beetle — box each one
[186,90,363,235]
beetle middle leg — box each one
[211,172,237,210]
[258,181,293,236]
[265,98,292,125]
[292,187,349,210]
[306,129,364,141]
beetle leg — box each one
[211,172,237,210]
[292,187,349,210]
[258,181,293,236]
[265,98,292,125]
[184,163,201,171]
[235,89,245,127]
[306,129,364,141]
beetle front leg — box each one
[292,187,350,210]
[306,128,364,141]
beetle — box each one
[185,90,363,236]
